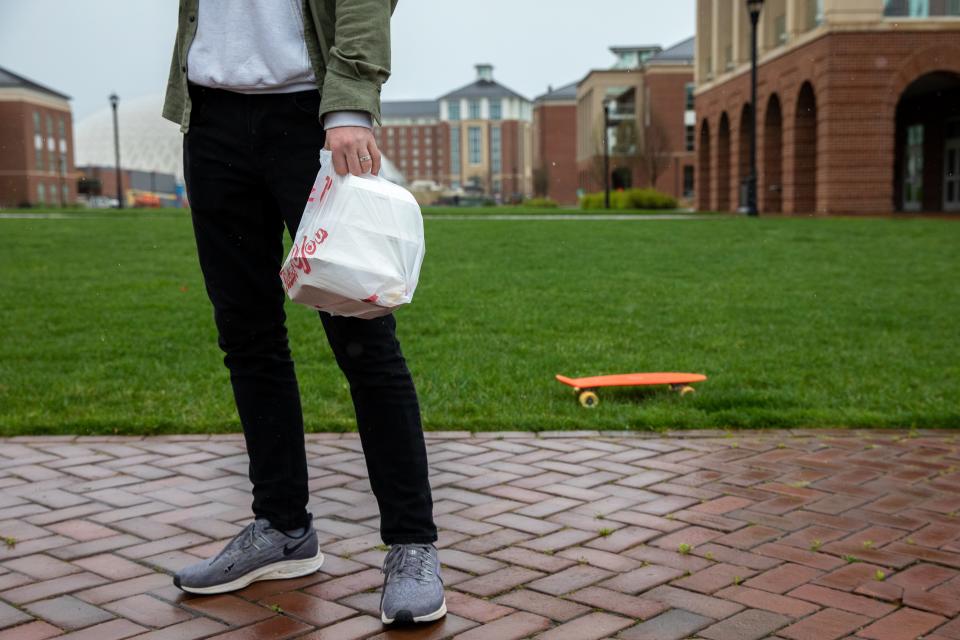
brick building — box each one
[0,66,76,208]
[695,0,960,215]
[532,82,579,204]
[377,65,534,200]
[374,101,449,188]
[575,40,697,203]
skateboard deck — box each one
[556,372,707,407]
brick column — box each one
[816,33,900,214]
[817,91,894,214]
[780,96,799,214]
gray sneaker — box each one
[380,543,446,624]
[173,516,323,595]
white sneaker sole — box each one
[178,548,324,595]
[381,597,447,624]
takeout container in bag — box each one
[280,149,425,319]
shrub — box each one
[522,197,559,209]
[579,193,604,210]
[579,188,677,211]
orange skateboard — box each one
[556,372,707,408]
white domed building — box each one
[75,94,404,207]
[75,94,184,182]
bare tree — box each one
[589,126,608,191]
[640,114,670,189]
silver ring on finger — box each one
[359,154,372,163]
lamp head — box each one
[746,0,764,17]
[109,93,119,108]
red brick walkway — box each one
[1,430,959,639]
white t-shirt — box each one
[186,0,371,129]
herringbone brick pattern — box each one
[1,430,959,639]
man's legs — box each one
[178,85,438,602]
[184,84,310,532]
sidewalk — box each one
[1,430,958,639]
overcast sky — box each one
[0,0,695,121]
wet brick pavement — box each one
[1,429,959,639]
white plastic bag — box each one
[280,149,425,319]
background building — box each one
[533,82,578,204]
[76,165,180,208]
[378,64,534,201]
[695,0,960,215]
[0,66,76,208]
[575,40,696,202]
[439,64,533,200]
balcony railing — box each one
[884,0,960,16]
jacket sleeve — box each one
[318,0,394,126]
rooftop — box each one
[534,81,579,103]
[381,100,439,120]
[439,64,529,102]
[0,65,71,100]
[647,36,696,65]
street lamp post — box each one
[109,93,123,209]
[746,0,764,217]
[603,102,611,209]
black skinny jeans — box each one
[183,83,436,544]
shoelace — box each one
[213,521,267,564]
[382,544,433,581]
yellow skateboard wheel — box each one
[578,390,599,408]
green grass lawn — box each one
[420,206,696,216]
[1,209,958,435]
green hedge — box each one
[580,188,677,211]
[522,197,560,209]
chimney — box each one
[476,64,493,82]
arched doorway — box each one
[611,167,632,190]
[794,83,817,214]
[698,119,711,211]
[717,112,731,212]
[894,71,960,212]
[763,94,783,213]
[738,104,752,211]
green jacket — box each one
[162,0,397,133]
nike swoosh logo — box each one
[283,535,311,556]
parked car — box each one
[85,196,119,209]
